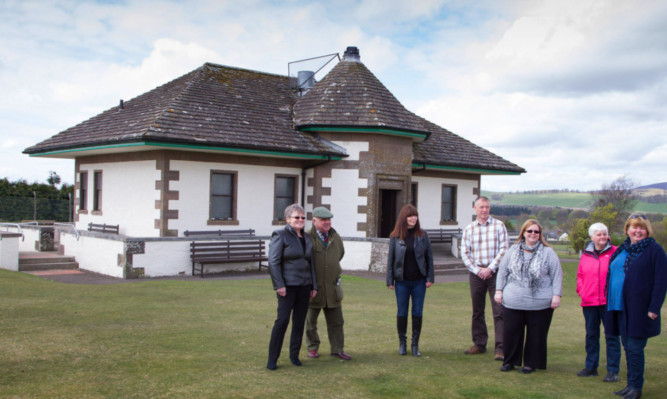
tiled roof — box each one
[414,117,525,173]
[24,56,523,174]
[293,59,430,134]
[24,64,345,157]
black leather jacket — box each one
[386,232,435,286]
[269,224,317,290]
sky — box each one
[1,0,665,192]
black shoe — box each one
[622,389,641,399]
[603,372,619,382]
[500,363,515,372]
[518,367,534,374]
[577,368,598,377]
[290,357,302,366]
[614,386,631,396]
[266,360,277,370]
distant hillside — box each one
[481,189,666,214]
[636,182,667,190]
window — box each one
[210,171,236,220]
[441,185,457,222]
[93,171,102,211]
[79,172,88,211]
[274,175,297,220]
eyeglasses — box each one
[525,230,540,234]
[630,214,647,220]
[290,216,306,220]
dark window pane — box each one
[211,172,234,219]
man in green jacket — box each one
[306,206,351,361]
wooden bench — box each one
[424,228,462,244]
[190,239,267,277]
[87,223,119,234]
[184,229,255,237]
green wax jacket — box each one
[309,226,345,308]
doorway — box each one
[379,189,400,238]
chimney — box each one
[343,46,360,62]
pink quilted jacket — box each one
[576,241,617,307]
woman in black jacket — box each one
[267,203,317,370]
[386,204,435,357]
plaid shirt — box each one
[461,216,508,274]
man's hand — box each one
[276,287,286,297]
[477,268,493,280]
[310,290,318,299]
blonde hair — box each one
[624,214,653,236]
[516,219,550,247]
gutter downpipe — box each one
[301,155,333,206]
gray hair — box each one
[588,222,609,237]
[474,196,490,207]
[283,203,305,220]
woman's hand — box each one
[551,295,561,309]
[310,290,317,299]
[426,282,433,288]
[388,285,394,290]
[494,290,502,304]
[648,311,658,320]
[276,287,286,297]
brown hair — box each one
[624,214,653,236]
[516,219,550,247]
[389,204,424,240]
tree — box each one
[593,176,638,215]
[569,204,619,253]
[47,171,61,187]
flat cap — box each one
[312,206,333,218]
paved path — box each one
[24,268,469,285]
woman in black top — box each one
[267,203,317,370]
[387,204,435,356]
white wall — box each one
[170,161,302,236]
[0,235,20,271]
[339,240,372,271]
[60,233,126,278]
[78,161,161,237]
[322,169,367,238]
[411,175,478,229]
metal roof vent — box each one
[297,71,316,91]
[343,46,360,62]
[288,52,341,97]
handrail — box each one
[0,223,25,241]
[53,223,80,241]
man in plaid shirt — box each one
[461,196,508,360]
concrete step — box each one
[19,253,79,271]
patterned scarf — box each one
[507,240,545,292]
[610,236,655,272]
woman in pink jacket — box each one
[576,223,621,382]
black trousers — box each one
[268,285,311,362]
[503,306,554,369]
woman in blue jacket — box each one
[606,214,667,399]
[386,204,435,357]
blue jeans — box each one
[395,278,426,317]
[583,305,621,373]
[616,312,648,390]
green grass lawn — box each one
[1,263,666,398]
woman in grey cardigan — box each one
[494,219,562,374]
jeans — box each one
[395,278,426,317]
[617,312,648,390]
[582,305,621,373]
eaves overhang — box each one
[412,162,525,175]
[298,125,430,143]
[25,141,344,161]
